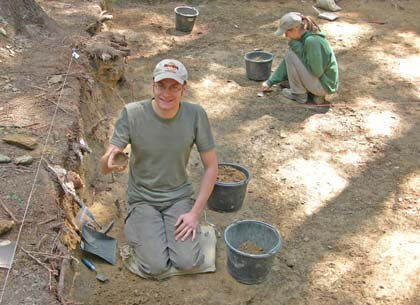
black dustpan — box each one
[80,225,117,265]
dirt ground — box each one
[0,0,419,304]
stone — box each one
[0,154,11,163]
[3,134,38,150]
[0,220,15,236]
[48,74,63,84]
[0,48,9,58]
[14,155,34,165]
[0,27,7,37]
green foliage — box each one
[7,192,25,205]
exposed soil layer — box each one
[0,1,419,305]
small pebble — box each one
[0,154,11,163]
[14,155,34,165]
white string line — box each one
[0,52,75,304]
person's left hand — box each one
[174,211,199,241]
[261,81,270,92]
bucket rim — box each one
[223,219,282,258]
[174,6,199,17]
[244,50,273,63]
[215,162,252,187]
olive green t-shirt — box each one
[111,99,215,204]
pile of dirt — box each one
[238,241,265,255]
[216,165,247,183]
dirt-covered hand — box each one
[174,212,199,241]
[261,81,270,92]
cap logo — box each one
[163,63,179,73]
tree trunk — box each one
[0,0,61,34]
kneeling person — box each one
[100,59,218,277]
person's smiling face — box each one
[152,78,186,118]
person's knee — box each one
[284,49,295,61]
[171,251,203,271]
[142,257,170,276]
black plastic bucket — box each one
[174,6,199,33]
[244,51,273,81]
[224,220,282,284]
[207,163,251,212]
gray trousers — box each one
[124,198,204,276]
[285,50,327,96]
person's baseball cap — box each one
[153,59,188,84]
[274,12,303,36]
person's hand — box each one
[261,81,270,92]
[174,211,199,241]
[107,149,128,172]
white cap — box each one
[153,59,188,84]
[274,12,303,36]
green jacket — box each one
[266,31,339,93]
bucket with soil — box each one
[224,220,282,284]
[244,50,273,81]
[174,6,199,33]
[207,163,251,212]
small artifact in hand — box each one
[113,151,128,167]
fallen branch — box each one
[50,231,62,255]
[38,216,57,226]
[0,197,18,222]
[55,243,82,305]
[30,85,48,91]
[35,92,46,98]
[36,234,48,250]
[43,98,71,114]
[48,222,64,231]
[90,116,109,135]
[0,123,40,129]
[56,257,68,304]
[21,247,58,276]
[15,166,34,173]
[23,249,77,262]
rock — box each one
[0,27,7,37]
[48,74,63,84]
[0,48,9,58]
[3,134,38,150]
[0,220,15,236]
[0,154,11,163]
[2,83,13,91]
[100,52,112,61]
[14,155,34,165]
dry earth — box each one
[0,1,419,305]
